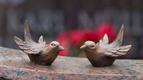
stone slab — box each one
[0,47,143,80]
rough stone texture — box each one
[0,47,143,80]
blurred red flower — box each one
[57,23,117,56]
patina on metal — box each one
[14,20,64,65]
[80,25,132,67]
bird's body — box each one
[27,43,61,65]
[80,25,131,67]
[84,44,115,67]
[14,20,64,65]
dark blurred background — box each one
[0,0,142,59]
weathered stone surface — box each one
[0,47,143,80]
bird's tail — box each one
[111,25,124,47]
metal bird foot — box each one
[80,25,132,67]
[14,20,64,65]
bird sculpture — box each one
[80,25,131,67]
[14,20,64,65]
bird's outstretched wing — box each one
[14,20,46,54]
[97,34,109,45]
[104,45,131,57]
[97,25,131,57]
[110,25,124,47]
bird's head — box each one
[80,41,97,51]
[49,41,64,51]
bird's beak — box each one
[58,46,64,51]
[80,45,86,50]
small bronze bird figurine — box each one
[80,25,131,67]
[14,20,64,65]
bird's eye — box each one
[51,43,56,46]
[90,45,94,47]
